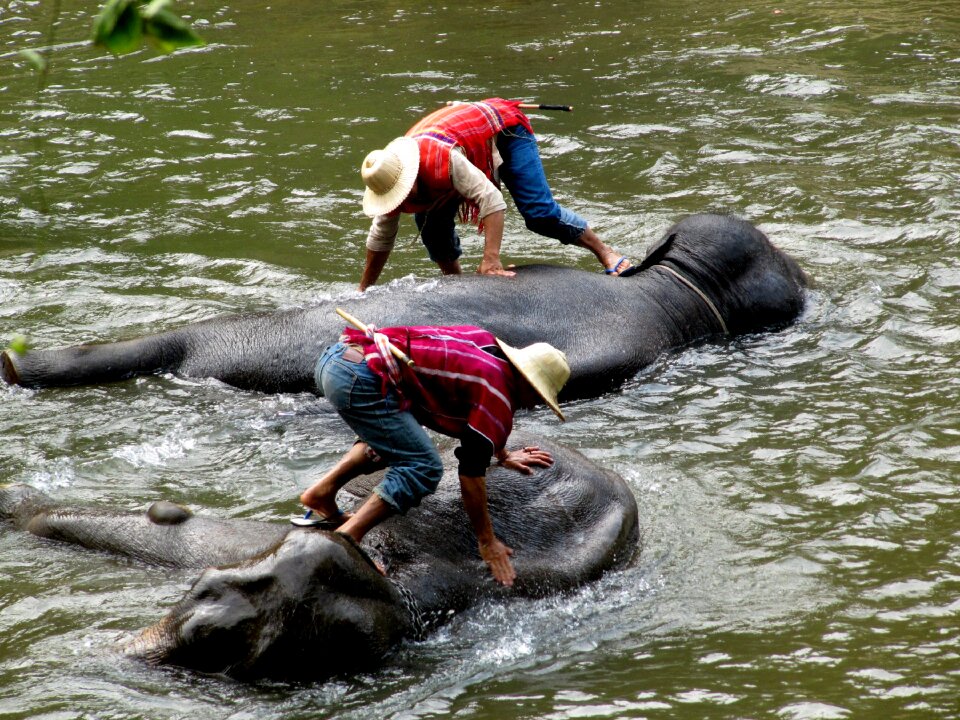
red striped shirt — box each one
[399,98,534,226]
[342,325,516,455]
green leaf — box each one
[92,0,145,55]
[140,0,171,18]
[7,335,30,355]
[18,49,48,74]
[143,7,204,53]
[92,0,130,37]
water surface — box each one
[1,1,958,718]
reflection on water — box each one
[1,1,958,718]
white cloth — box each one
[365,149,507,253]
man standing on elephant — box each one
[295,323,570,587]
[356,98,633,291]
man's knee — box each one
[523,214,560,236]
[419,450,444,491]
[421,230,462,264]
[523,207,587,244]
[524,213,577,243]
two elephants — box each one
[0,213,807,680]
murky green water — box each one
[2,1,958,718]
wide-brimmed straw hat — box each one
[496,339,570,421]
[360,137,420,217]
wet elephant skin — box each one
[1,214,808,399]
[0,432,638,681]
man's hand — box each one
[498,446,554,475]
[479,537,516,587]
[459,471,517,588]
[477,257,517,277]
[359,247,391,292]
[477,210,515,278]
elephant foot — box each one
[1,351,20,386]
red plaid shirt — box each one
[399,98,534,226]
[342,325,517,469]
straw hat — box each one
[360,137,420,217]
[496,339,570,421]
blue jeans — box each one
[416,198,462,264]
[315,343,443,514]
[416,124,589,262]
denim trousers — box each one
[315,342,443,514]
[416,124,589,262]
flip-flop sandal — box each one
[603,257,632,276]
[290,508,346,529]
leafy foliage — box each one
[18,49,48,74]
[7,335,30,356]
[92,0,203,55]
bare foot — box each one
[603,255,633,276]
[301,507,354,523]
[298,491,343,521]
[298,441,383,517]
[572,227,632,276]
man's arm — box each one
[449,152,515,278]
[359,213,401,291]
[359,248,391,291]
[459,472,516,587]
[477,210,512,277]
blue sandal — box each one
[603,257,632,275]
[290,508,346,529]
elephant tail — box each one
[1,333,186,389]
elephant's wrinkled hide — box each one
[0,432,638,681]
[2,213,807,398]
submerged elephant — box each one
[1,213,808,396]
[0,432,638,681]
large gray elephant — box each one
[0,432,638,681]
[1,214,808,396]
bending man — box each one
[357,98,632,291]
[296,323,570,587]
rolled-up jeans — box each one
[496,124,589,243]
[315,342,443,514]
[415,124,589,262]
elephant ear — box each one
[632,232,678,274]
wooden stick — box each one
[518,103,574,112]
[335,307,415,368]
[445,101,573,112]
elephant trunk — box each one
[0,484,54,529]
[1,333,187,388]
[123,622,179,665]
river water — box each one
[1,1,958,718]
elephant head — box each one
[124,530,414,680]
[633,213,809,335]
